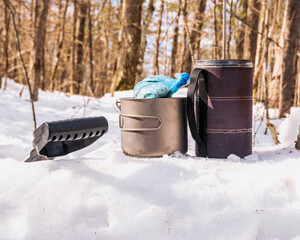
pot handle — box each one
[119,113,162,132]
[116,99,121,110]
[187,68,207,157]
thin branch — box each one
[159,11,180,46]
[3,0,37,130]
[93,0,108,23]
[216,3,283,50]
[180,4,195,67]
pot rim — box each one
[119,97,187,101]
[195,59,253,68]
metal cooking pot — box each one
[117,97,187,157]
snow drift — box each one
[0,79,300,240]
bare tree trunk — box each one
[182,0,207,73]
[73,0,88,95]
[70,0,77,94]
[136,0,155,81]
[296,126,300,150]
[113,0,143,91]
[278,0,300,117]
[243,0,260,63]
[216,0,223,58]
[255,0,278,104]
[213,0,218,59]
[171,0,181,76]
[0,23,3,87]
[31,0,50,101]
[3,5,10,90]
[29,0,39,82]
[50,0,69,92]
[153,0,164,75]
[269,0,283,108]
[235,0,247,59]
[294,56,300,107]
[93,0,109,97]
[192,0,206,61]
[262,0,270,119]
[213,0,223,59]
[40,44,46,90]
[101,0,110,95]
[253,0,265,103]
[11,43,18,80]
[179,0,187,72]
[110,0,123,96]
[263,0,278,106]
[163,9,169,75]
[48,0,62,90]
[226,0,234,59]
[88,0,94,92]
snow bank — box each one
[278,110,300,146]
[1,79,300,240]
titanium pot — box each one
[188,59,253,158]
[117,98,187,157]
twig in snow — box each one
[4,0,37,130]
[295,126,300,150]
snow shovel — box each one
[25,116,108,162]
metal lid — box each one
[195,59,253,68]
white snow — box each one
[278,110,300,147]
[227,154,241,162]
[1,79,300,240]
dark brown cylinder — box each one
[118,97,187,157]
[192,60,253,158]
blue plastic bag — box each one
[134,73,190,99]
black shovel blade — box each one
[25,116,108,162]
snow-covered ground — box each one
[0,79,300,240]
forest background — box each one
[0,0,299,120]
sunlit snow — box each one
[0,79,300,240]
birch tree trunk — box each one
[278,0,300,117]
[31,0,50,101]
